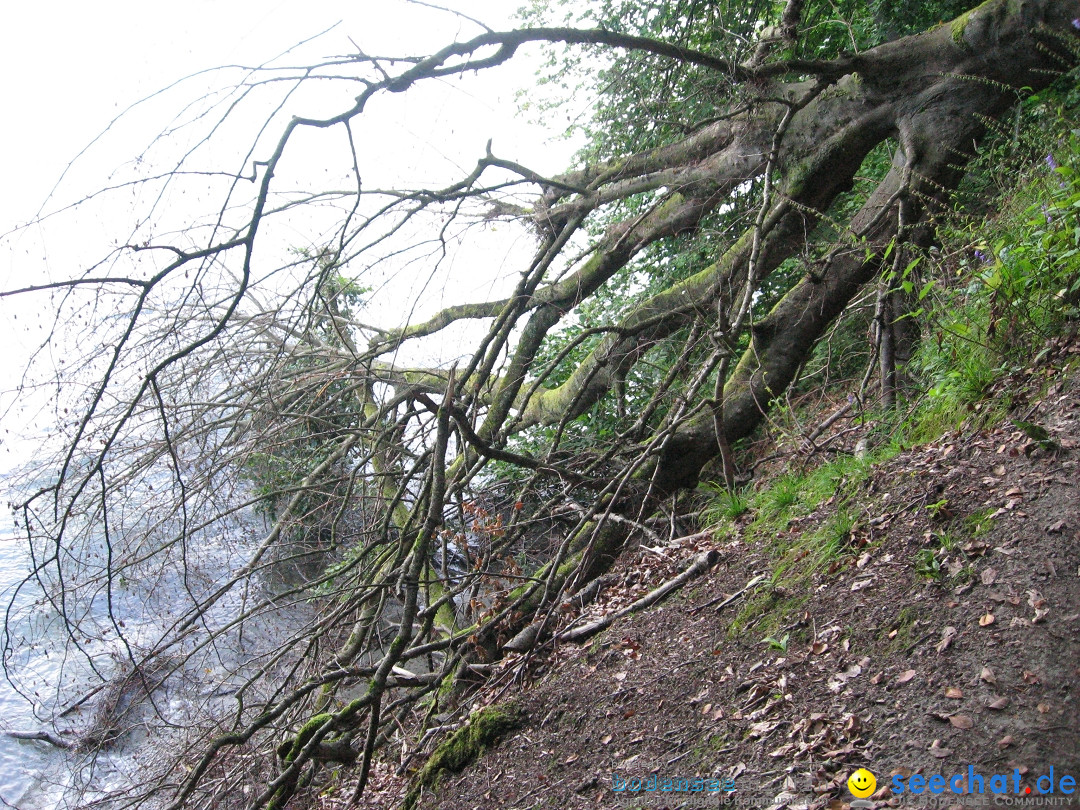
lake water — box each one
[0,532,63,807]
[0,491,332,809]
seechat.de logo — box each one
[891,766,1076,798]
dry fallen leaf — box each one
[1037,703,1051,714]
[1023,670,1041,684]
[945,686,964,699]
[980,666,997,684]
[979,613,995,627]
[601,734,613,745]
[872,785,893,800]
[948,714,974,729]
[936,626,958,652]
[749,720,781,739]
[981,568,997,586]
[986,696,1010,710]
[897,669,917,684]
[999,735,1015,748]
[811,641,828,655]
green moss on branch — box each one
[403,704,524,810]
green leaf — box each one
[1011,420,1058,451]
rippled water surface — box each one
[0,533,61,807]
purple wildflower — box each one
[1073,18,1080,30]
[1043,204,1053,224]
[974,249,990,264]
[1046,154,1059,171]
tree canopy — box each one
[2,1,1079,807]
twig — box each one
[805,399,853,444]
[691,573,766,614]
[666,748,694,766]
[5,730,73,749]
[557,550,719,643]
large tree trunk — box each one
[512,0,1080,492]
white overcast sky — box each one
[0,0,577,248]
[3,4,545,186]
[0,0,589,463]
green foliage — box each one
[1011,419,1059,451]
[729,586,809,638]
[963,507,996,538]
[720,464,868,637]
[924,498,950,520]
[244,266,368,544]
[907,96,1080,444]
[884,606,921,653]
[758,473,802,518]
[702,483,752,522]
[761,632,790,652]
[813,509,856,564]
[800,455,873,508]
[913,548,942,580]
[932,530,960,552]
[706,451,877,560]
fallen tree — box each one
[2,1,1078,806]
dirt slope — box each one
[354,344,1080,810]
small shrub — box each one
[757,473,802,517]
[703,483,752,523]
[914,548,943,580]
[761,633,790,652]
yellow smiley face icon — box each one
[848,768,876,799]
